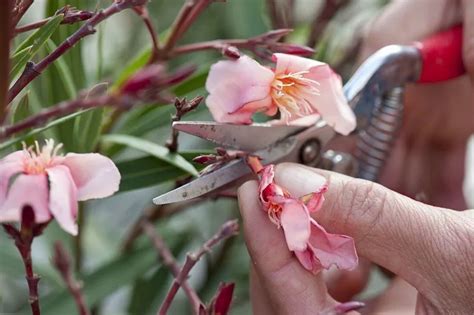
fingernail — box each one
[274,163,327,197]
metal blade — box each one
[173,121,304,152]
[153,159,250,205]
[153,136,298,205]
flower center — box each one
[22,139,63,175]
[270,71,320,121]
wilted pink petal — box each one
[307,218,358,270]
[280,200,310,252]
[47,166,79,235]
[0,174,50,223]
[304,184,328,213]
[295,248,321,272]
[206,56,274,123]
[63,153,120,201]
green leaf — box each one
[73,108,104,152]
[116,151,209,192]
[11,14,63,79]
[44,39,76,99]
[112,47,152,90]
[0,109,93,151]
[101,134,199,176]
[10,91,31,124]
[9,45,32,80]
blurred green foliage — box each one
[0,1,387,314]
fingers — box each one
[273,163,473,297]
[238,180,336,314]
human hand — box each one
[360,0,474,209]
[238,163,474,314]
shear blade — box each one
[153,159,249,205]
[173,121,304,152]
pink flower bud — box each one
[119,65,164,96]
[208,282,235,315]
[221,46,241,59]
[272,43,315,57]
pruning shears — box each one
[153,25,465,205]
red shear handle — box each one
[415,25,465,83]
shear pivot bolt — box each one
[300,139,321,166]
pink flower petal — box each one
[305,65,356,135]
[305,184,328,213]
[273,53,356,135]
[307,218,358,270]
[62,153,120,201]
[273,53,325,76]
[47,165,78,235]
[0,174,50,223]
[205,55,274,123]
[0,151,24,205]
[280,200,311,252]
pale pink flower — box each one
[258,164,358,273]
[205,53,356,135]
[0,139,121,235]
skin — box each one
[238,0,474,313]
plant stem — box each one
[0,0,13,124]
[11,0,34,30]
[162,0,215,53]
[53,242,90,315]
[142,221,204,314]
[0,94,116,140]
[7,0,147,103]
[133,6,160,63]
[307,0,349,48]
[157,220,239,315]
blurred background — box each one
[1,0,473,314]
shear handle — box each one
[416,25,465,83]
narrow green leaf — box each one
[9,45,32,80]
[73,108,104,152]
[10,91,31,124]
[0,109,93,151]
[116,151,209,191]
[101,134,199,176]
[112,47,152,90]
[11,15,63,80]
[44,39,76,99]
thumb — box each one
[274,163,470,296]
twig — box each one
[306,0,349,48]
[2,206,48,315]
[11,0,34,30]
[0,0,13,124]
[142,221,204,314]
[7,0,148,103]
[14,6,94,34]
[166,96,203,152]
[157,220,239,315]
[170,29,314,60]
[53,242,90,315]
[162,0,216,53]
[0,94,116,140]
[133,6,160,63]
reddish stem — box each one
[53,242,90,315]
[0,0,13,124]
[157,220,239,315]
[7,0,147,103]
[133,6,160,63]
[0,94,116,140]
[142,221,204,314]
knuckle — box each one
[333,178,388,241]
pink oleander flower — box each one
[205,53,356,135]
[258,164,358,273]
[0,139,121,235]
